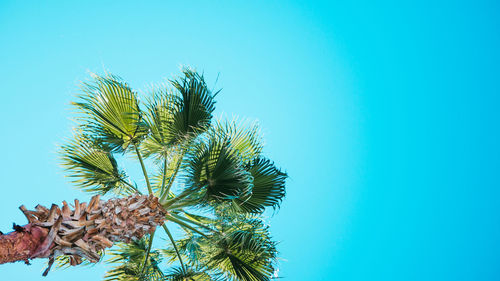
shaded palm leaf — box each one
[104,264,165,281]
[168,69,216,144]
[210,221,277,281]
[184,139,252,202]
[161,241,190,266]
[172,218,277,281]
[231,158,287,213]
[74,73,147,153]
[60,134,132,194]
[165,266,214,281]
[104,238,165,281]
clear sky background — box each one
[0,1,499,280]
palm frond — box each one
[211,220,277,281]
[231,158,287,213]
[165,266,214,281]
[60,134,133,195]
[104,238,165,281]
[161,236,195,266]
[183,139,252,203]
[104,264,165,281]
[142,89,182,158]
[171,217,278,281]
[142,69,217,159]
[55,69,286,281]
[168,69,216,143]
[210,118,263,163]
[74,73,147,153]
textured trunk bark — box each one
[0,194,166,276]
[0,224,48,264]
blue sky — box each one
[0,1,499,280]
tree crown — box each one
[59,69,287,281]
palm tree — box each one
[0,69,287,281]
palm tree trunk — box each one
[0,224,48,264]
[0,194,166,275]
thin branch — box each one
[135,145,153,194]
[167,200,196,210]
[140,231,155,275]
[170,213,219,234]
[166,214,208,238]
[160,148,186,203]
[159,157,168,197]
[162,191,191,209]
[120,179,141,194]
[162,224,186,273]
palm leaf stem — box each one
[159,157,168,197]
[162,224,186,273]
[168,200,198,210]
[139,231,155,275]
[162,191,191,209]
[170,213,219,234]
[135,145,153,194]
[121,179,140,194]
[165,215,208,238]
[159,149,186,203]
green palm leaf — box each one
[184,139,252,203]
[172,218,277,281]
[60,134,133,195]
[168,69,217,143]
[52,69,287,281]
[143,69,217,158]
[231,158,287,213]
[142,89,182,159]
[104,238,165,281]
[161,235,197,266]
[212,221,277,281]
[165,266,214,281]
[210,119,262,163]
[74,73,147,153]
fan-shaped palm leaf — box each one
[104,238,165,281]
[142,89,182,159]
[165,266,215,281]
[231,158,287,213]
[210,221,277,281]
[74,73,147,153]
[169,217,277,281]
[161,235,197,266]
[168,69,216,143]
[183,139,252,203]
[60,134,133,194]
[142,69,217,159]
[209,119,263,163]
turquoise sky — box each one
[1,1,499,280]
